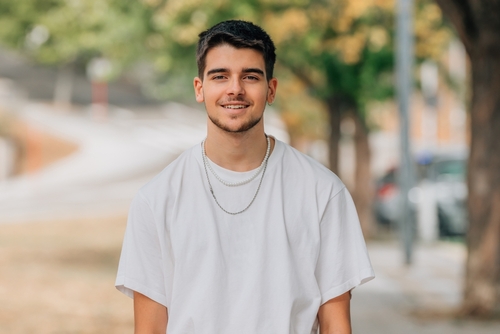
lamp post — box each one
[396,0,415,264]
[418,60,439,243]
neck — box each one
[204,124,274,172]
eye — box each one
[245,75,259,81]
[212,75,226,80]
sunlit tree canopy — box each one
[0,0,452,138]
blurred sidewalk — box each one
[353,241,500,333]
[0,97,288,224]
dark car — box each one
[374,151,468,237]
[427,153,468,236]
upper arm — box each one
[317,290,352,334]
[315,187,374,306]
[116,193,172,305]
[134,291,168,334]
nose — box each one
[226,77,244,96]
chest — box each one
[167,184,321,273]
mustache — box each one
[218,97,250,104]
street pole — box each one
[396,0,415,264]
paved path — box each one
[0,100,289,223]
[354,241,500,333]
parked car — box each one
[427,153,468,236]
[374,151,468,237]
[373,167,401,227]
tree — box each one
[139,0,397,236]
[0,0,151,104]
[139,0,453,237]
[435,0,500,318]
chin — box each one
[210,116,262,134]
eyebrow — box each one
[242,68,265,76]
[206,68,228,76]
[206,67,265,76]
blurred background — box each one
[1,0,499,333]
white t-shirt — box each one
[116,138,374,334]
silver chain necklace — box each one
[203,136,270,187]
[201,136,270,215]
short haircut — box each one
[196,20,276,81]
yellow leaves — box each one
[153,0,206,30]
[346,1,375,19]
[272,0,394,65]
[259,0,310,5]
[421,2,442,23]
[415,1,443,37]
[331,0,375,32]
[368,26,388,51]
[308,4,331,27]
[152,1,208,45]
[415,2,451,59]
[328,31,367,64]
[263,8,309,44]
[373,0,395,11]
[170,24,202,46]
[333,15,354,34]
[166,10,209,45]
[416,28,451,59]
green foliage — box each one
[0,0,59,48]
[0,0,451,136]
[145,0,401,136]
[133,0,398,133]
[0,0,150,79]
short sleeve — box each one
[115,192,170,307]
[315,187,375,304]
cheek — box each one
[201,87,218,102]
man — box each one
[116,20,374,334]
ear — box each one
[194,77,204,103]
[267,77,278,104]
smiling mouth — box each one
[222,104,249,109]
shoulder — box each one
[137,143,201,202]
[276,140,345,197]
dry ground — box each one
[1,109,132,333]
[0,216,134,333]
[1,107,79,176]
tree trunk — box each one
[325,96,343,175]
[435,0,500,317]
[325,97,374,237]
[352,111,375,239]
[462,51,500,317]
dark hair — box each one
[196,20,276,81]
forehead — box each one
[204,44,265,73]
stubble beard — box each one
[208,113,263,133]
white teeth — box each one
[224,105,247,109]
